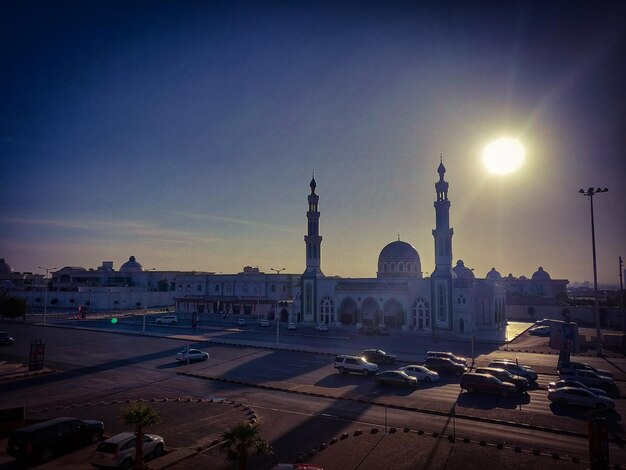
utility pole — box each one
[38,266,57,326]
[270,267,285,345]
[579,187,608,355]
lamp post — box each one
[143,268,156,333]
[38,266,57,326]
[619,256,624,335]
[270,267,285,345]
[579,187,608,355]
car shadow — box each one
[456,391,530,410]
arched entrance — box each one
[361,297,381,326]
[411,298,430,330]
[383,298,403,327]
[338,297,358,325]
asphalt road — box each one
[0,320,624,469]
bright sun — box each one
[482,137,525,174]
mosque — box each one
[294,160,507,335]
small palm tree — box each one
[120,402,161,470]
[220,422,273,470]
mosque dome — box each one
[531,267,551,281]
[486,267,502,280]
[119,256,143,272]
[377,240,422,279]
[0,258,12,274]
[453,260,475,279]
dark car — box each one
[425,351,467,366]
[488,360,538,382]
[361,349,397,365]
[0,331,14,346]
[475,367,529,392]
[460,373,517,396]
[7,417,104,463]
[423,357,466,375]
[557,361,613,379]
[374,370,418,388]
[358,326,376,335]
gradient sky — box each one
[1,1,625,285]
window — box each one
[437,284,446,321]
[271,285,276,292]
[243,284,248,293]
[390,262,396,271]
[215,285,220,292]
[398,262,404,272]
[411,298,430,329]
[383,262,388,272]
[197,285,202,292]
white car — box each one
[259,319,270,327]
[287,322,296,330]
[92,432,164,469]
[176,349,209,362]
[315,324,329,331]
[236,318,246,326]
[155,315,178,325]
[399,365,440,382]
[548,387,614,410]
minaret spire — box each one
[304,175,323,275]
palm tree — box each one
[120,402,161,470]
[220,422,273,470]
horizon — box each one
[1,2,624,285]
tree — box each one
[219,422,273,470]
[120,402,161,470]
[0,295,27,320]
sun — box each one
[482,138,525,174]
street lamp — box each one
[143,268,156,333]
[579,187,609,355]
[38,266,57,326]
[270,267,285,345]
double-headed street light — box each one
[270,267,286,345]
[579,187,608,355]
[38,266,57,326]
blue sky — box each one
[1,1,624,284]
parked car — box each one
[358,325,376,335]
[425,351,467,366]
[534,319,553,326]
[0,331,14,346]
[259,319,271,327]
[399,365,439,382]
[92,432,164,469]
[547,379,606,397]
[287,322,297,330]
[460,373,517,396]
[528,325,551,336]
[374,370,418,388]
[361,349,397,365]
[558,361,613,379]
[558,368,615,392]
[334,355,378,375]
[175,349,209,362]
[236,318,246,326]
[314,324,329,331]
[548,387,614,410]
[474,367,529,392]
[423,357,466,375]
[155,315,178,325]
[7,417,104,463]
[488,360,538,382]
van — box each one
[460,373,516,396]
[7,417,104,463]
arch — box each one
[411,297,430,329]
[338,297,358,325]
[398,262,404,272]
[390,262,396,272]
[280,308,289,322]
[360,297,381,326]
[383,262,388,272]
[383,298,403,327]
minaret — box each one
[431,156,454,331]
[432,156,453,272]
[301,175,323,323]
[304,174,323,275]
